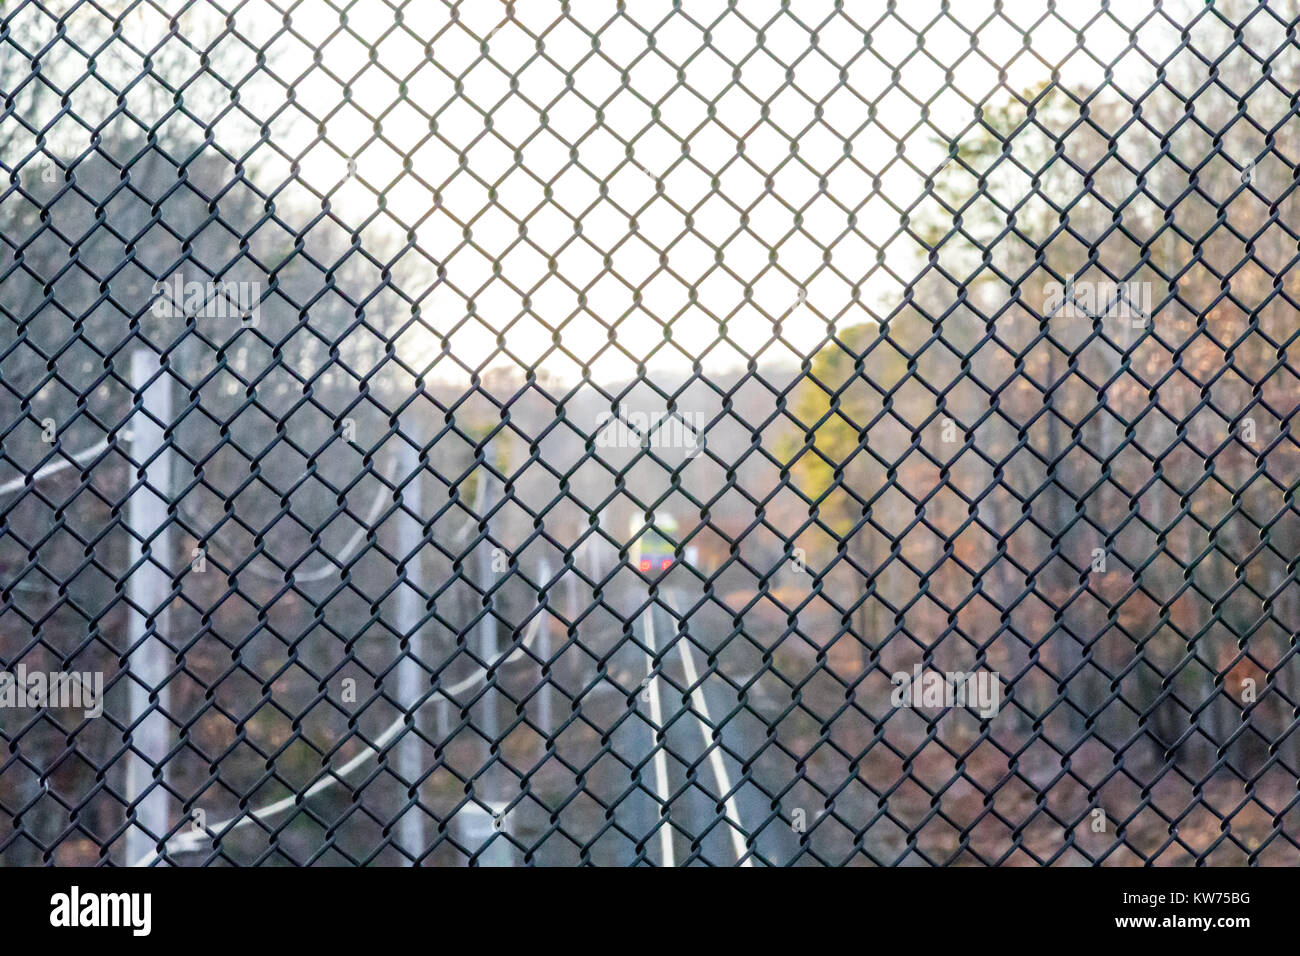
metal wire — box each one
[1,0,1298,866]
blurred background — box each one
[1,0,1298,865]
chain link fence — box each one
[1,0,1298,865]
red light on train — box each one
[639,558,651,571]
[660,557,673,570]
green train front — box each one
[631,514,679,574]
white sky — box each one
[94,0,1188,383]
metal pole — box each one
[536,556,553,735]
[459,443,510,864]
[473,458,499,744]
[125,348,174,864]
[394,437,426,861]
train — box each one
[632,514,678,574]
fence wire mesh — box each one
[1,0,1299,866]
